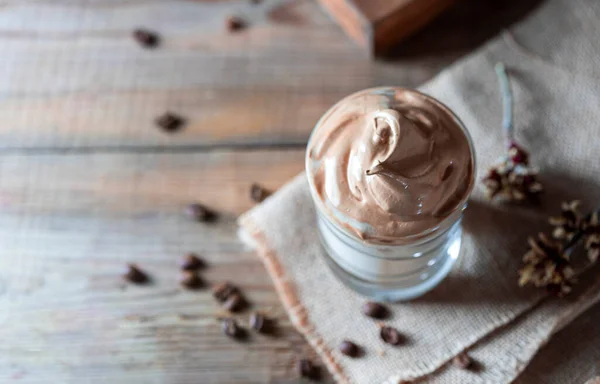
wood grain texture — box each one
[0,149,326,383]
[0,0,546,382]
[0,0,541,150]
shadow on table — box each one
[412,198,542,305]
[414,169,599,305]
[384,0,546,60]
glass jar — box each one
[306,87,476,302]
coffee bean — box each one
[179,270,203,289]
[380,326,403,346]
[123,264,148,284]
[249,312,272,333]
[226,16,246,32]
[250,183,270,203]
[362,301,389,319]
[339,340,360,357]
[452,352,473,370]
[213,282,238,302]
[223,293,246,312]
[180,253,205,271]
[297,358,320,380]
[222,318,242,339]
[185,203,217,222]
[156,112,185,133]
[132,28,159,48]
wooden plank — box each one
[0,0,454,150]
[0,149,335,383]
[0,0,542,150]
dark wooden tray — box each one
[318,0,456,56]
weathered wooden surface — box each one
[0,0,544,382]
[0,150,306,383]
[0,0,542,150]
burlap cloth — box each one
[238,0,600,382]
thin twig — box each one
[495,62,513,150]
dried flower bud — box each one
[519,233,574,297]
[508,142,529,165]
[549,200,582,240]
[482,153,542,202]
[583,211,600,263]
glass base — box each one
[318,221,463,302]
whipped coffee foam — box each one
[306,88,474,244]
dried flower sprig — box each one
[519,233,574,297]
[519,201,600,296]
[482,63,543,202]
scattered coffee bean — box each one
[452,352,473,370]
[339,340,360,357]
[249,312,272,333]
[132,28,159,48]
[222,318,243,339]
[180,253,205,271]
[226,16,246,32]
[123,263,148,284]
[250,183,270,203]
[362,301,389,319]
[297,358,320,380]
[213,282,238,302]
[185,203,217,222]
[380,326,403,346]
[155,112,185,133]
[223,293,246,312]
[179,270,203,289]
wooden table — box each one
[0,0,543,382]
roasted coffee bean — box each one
[380,326,403,346]
[213,282,238,302]
[222,318,242,339]
[179,270,203,289]
[185,203,217,222]
[249,312,272,333]
[297,358,320,380]
[123,264,148,284]
[223,293,245,312]
[339,340,360,357]
[180,253,205,271]
[226,16,246,31]
[362,301,389,319]
[250,183,270,203]
[452,352,473,370]
[132,28,159,48]
[156,112,185,133]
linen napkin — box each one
[239,0,600,382]
[513,301,600,384]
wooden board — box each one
[0,150,312,384]
[0,0,542,150]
